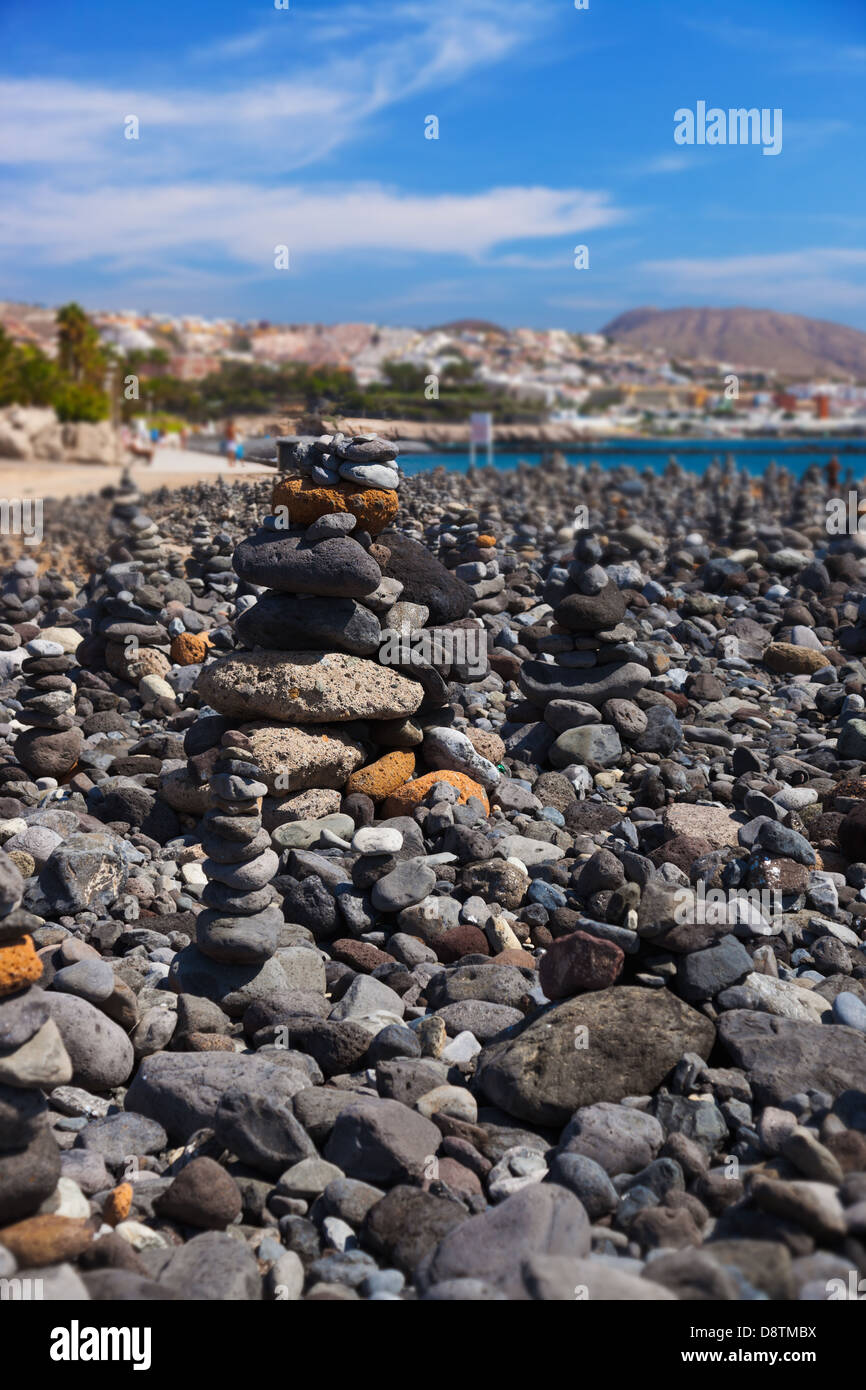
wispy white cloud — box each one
[642,248,866,279]
[0,0,622,300]
[192,0,529,64]
[640,248,866,310]
[0,0,543,176]
[0,182,626,269]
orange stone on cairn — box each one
[0,935,42,997]
[170,631,213,666]
[272,476,399,536]
[103,1183,133,1226]
[345,750,415,801]
[382,769,490,819]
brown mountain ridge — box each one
[602,306,866,380]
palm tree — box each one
[56,302,106,387]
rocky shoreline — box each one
[0,447,865,1302]
[296,415,866,450]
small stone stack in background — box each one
[0,558,44,628]
[185,514,238,607]
[13,638,83,783]
[104,468,139,530]
[77,500,194,718]
[0,556,79,636]
[0,848,72,1224]
[195,730,281,982]
[516,527,652,773]
[105,474,184,585]
[121,515,172,579]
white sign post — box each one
[469,411,494,469]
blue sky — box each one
[0,0,864,331]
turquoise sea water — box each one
[397,438,866,479]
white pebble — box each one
[351,827,403,855]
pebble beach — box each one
[1,441,865,1304]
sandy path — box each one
[0,447,275,501]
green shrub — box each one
[53,382,110,423]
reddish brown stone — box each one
[665,691,690,715]
[746,856,809,894]
[425,923,490,964]
[154,1155,242,1229]
[330,939,396,973]
[805,811,843,847]
[368,543,391,570]
[496,947,537,969]
[824,1130,866,1174]
[764,642,830,676]
[433,1157,483,1195]
[839,803,866,862]
[824,778,866,807]
[489,652,521,682]
[440,1135,492,1177]
[539,929,624,999]
[463,729,505,764]
[731,706,764,721]
[649,836,713,875]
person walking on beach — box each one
[225,419,237,469]
[826,455,840,491]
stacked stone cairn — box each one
[79,502,183,718]
[0,558,44,627]
[519,528,652,774]
[0,556,79,636]
[291,431,401,493]
[0,849,73,1225]
[118,513,180,582]
[105,467,139,532]
[14,638,82,782]
[104,475,181,578]
[185,514,238,606]
[196,431,423,822]
[196,730,281,970]
[171,435,500,1015]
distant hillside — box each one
[602,306,866,380]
